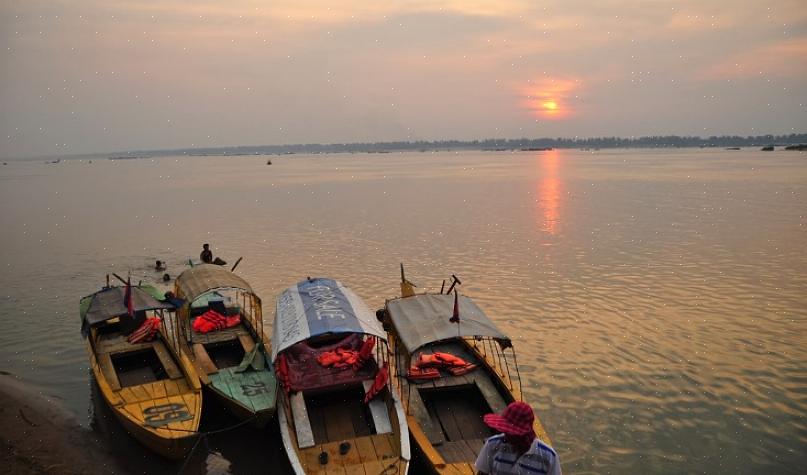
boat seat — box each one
[193,343,218,375]
[98,352,121,391]
[238,333,255,353]
[153,341,183,380]
[473,376,507,413]
[363,380,392,434]
[290,391,316,449]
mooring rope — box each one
[174,414,258,474]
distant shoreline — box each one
[4,133,806,162]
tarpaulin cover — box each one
[80,286,173,334]
[174,264,255,304]
[385,293,511,354]
[271,278,386,360]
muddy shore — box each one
[0,372,128,475]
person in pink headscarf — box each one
[475,401,562,475]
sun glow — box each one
[521,78,580,119]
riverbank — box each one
[0,372,127,475]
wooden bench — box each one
[153,341,183,380]
[193,343,218,375]
[290,391,316,449]
[97,352,121,391]
[363,380,392,435]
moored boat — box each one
[174,264,277,427]
[272,277,410,474]
[381,266,553,474]
[80,280,202,459]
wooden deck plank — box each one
[97,334,153,354]
[321,441,347,474]
[472,375,506,413]
[431,397,462,442]
[407,415,445,466]
[409,386,444,445]
[439,441,469,464]
[354,437,384,474]
[117,387,138,404]
[238,333,256,353]
[190,325,248,345]
[371,434,396,461]
[452,400,492,440]
[192,343,218,374]
[463,439,485,461]
[363,381,392,435]
[323,402,356,441]
[150,380,168,400]
[97,352,121,391]
[301,445,326,475]
[341,438,363,468]
[153,342,182,379]
[353,436,376,463]
[343,464,366,475]
[291,391,316,449]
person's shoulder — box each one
[484,433,506,445]
[532,438,558,457]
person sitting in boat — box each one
[155,260,166,271]
[200,244,213,264]
[475,402,562,475]
[200,243,227,265]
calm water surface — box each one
[1,149,805,474]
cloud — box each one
[701,37,807,80]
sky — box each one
[1,0,806,158]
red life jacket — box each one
[364,362,389,403]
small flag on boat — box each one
[450,290,460,323]
[124,277,134,317]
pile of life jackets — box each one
[192,309,241,334]
[316,337,375,370]
[406,351,478,381]
[127,317,161,344]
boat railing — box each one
[463,337,523,397]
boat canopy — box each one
[80,286,173,334]
[386,293,512,354]
[271,278,386,360]
[175,264,256,305]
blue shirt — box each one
[474,434,562,475]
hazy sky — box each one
[2,1,806,158]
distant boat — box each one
[784,144,807,151]
[520,147,553,152]
[725,147,741,150]
[761,145,774,151]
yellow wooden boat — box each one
[80,282,202,459]
[174,264,278,427]
[272,278,410,474]
[381,266,552,474]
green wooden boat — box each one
[174,264,277,427]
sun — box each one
[520,77,580,119]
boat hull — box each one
[86,338,203,460]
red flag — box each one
[450,291,460,323]
[124,277,134,317]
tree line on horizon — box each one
[165,133,806,156]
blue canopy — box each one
[271,278,386,360]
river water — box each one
[0,149,805,474]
